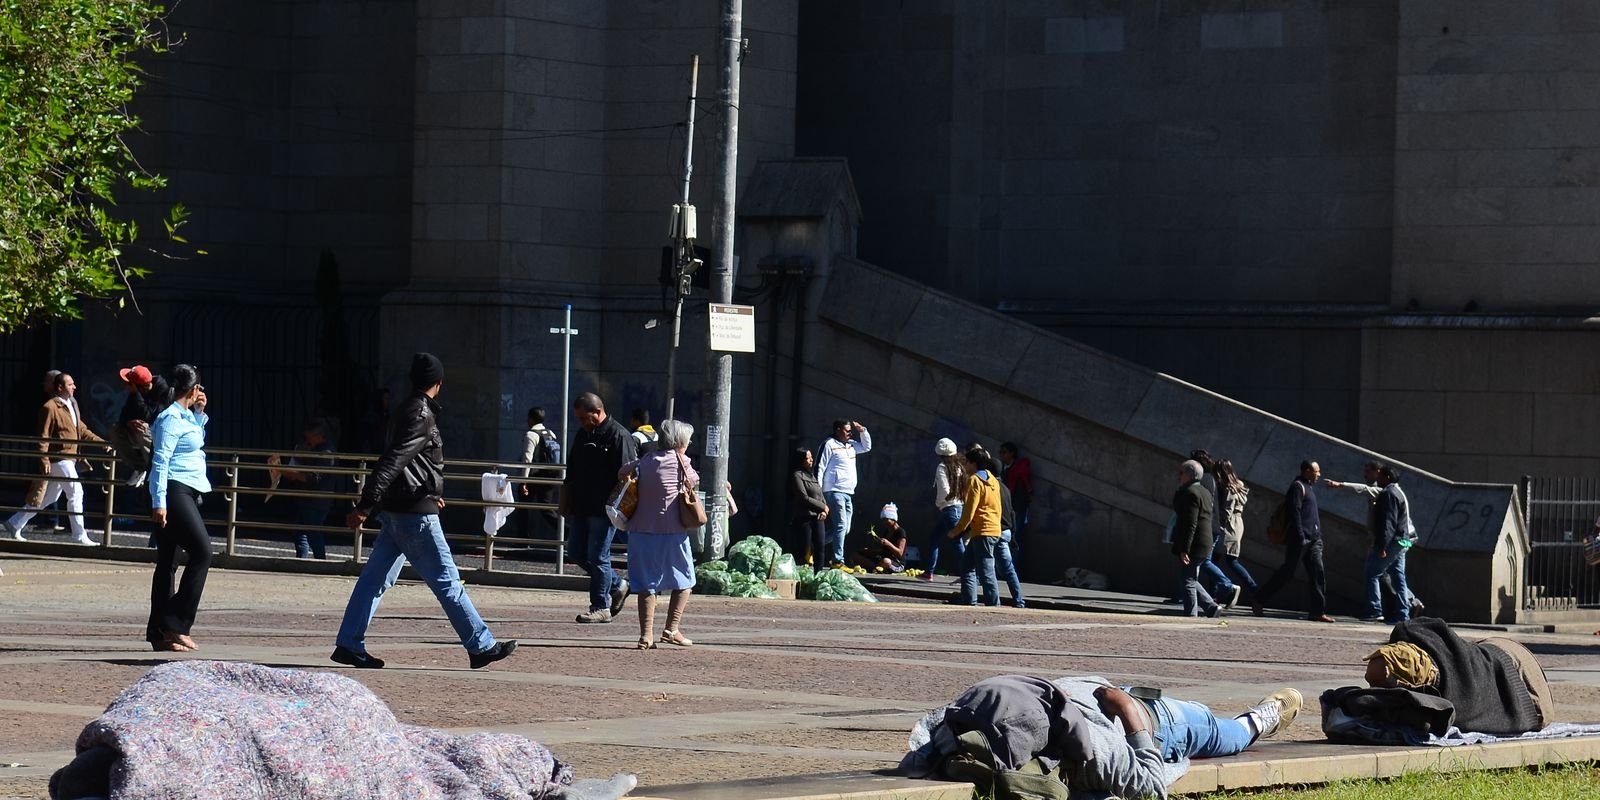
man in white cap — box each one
[854,501,909,572]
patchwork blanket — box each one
[52,660,574,800]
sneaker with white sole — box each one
[4,522,24,542]
[575,609,612,624]
[1247,687,1303,741]
[73,535,96,546]
[1226,585,1243,609]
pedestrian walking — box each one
[1359,466,1416,623]
[989,452,1026,608]
[1172,459,1223,618]
[146,364,213,652]
[111,364,164,488]
[272,419,337,559]
[787,447,829,566]
[620,419,700,649]
[922,437,965,580]
[1199,458,1257,608]
[1326,461,1426,617]
[5,372,107,544]
[564,392,637,623]
[331,353,517,670]
[948,445,1001,606]
[517,406,562,538]
[1253,460,1333,622]
[817,419,872,567]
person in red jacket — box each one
[998,442,1032,551]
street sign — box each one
[708,303,755,352]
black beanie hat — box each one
[410,352,444,389]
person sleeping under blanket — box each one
[1321,616,1556,744]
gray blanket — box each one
[51,660,576,800]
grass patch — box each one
[1196,762,1600,799]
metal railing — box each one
[0,433,576,574]
[1520,476,1600,610]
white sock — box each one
[1237,711,1263,739]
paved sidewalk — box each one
[3,553,1600,799]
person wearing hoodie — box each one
[948,445,1002,606]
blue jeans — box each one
[1365,547,1410,620]
[1150,696,1255,761]
[294,502,330,559]
[1201,539,1258,596]
[568,515,620,612]
[926,504,962,574]
[335,512,495,655]
[995,529,1025,607]
[824,491,853,566]
[959,536,1000,606]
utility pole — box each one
[665,56,702,422]
[703,0,742,557]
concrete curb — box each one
[630,736,1600,799]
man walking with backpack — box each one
[518,406,562,538]
[1252,461,1333,622]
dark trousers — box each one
[792,517,826,568]
[1256,536,1326,617]
[147,483,212,641]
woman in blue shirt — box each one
[146,364,213,652]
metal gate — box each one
[1521,476,1600,610]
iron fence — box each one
[1520,476,1600,610]
[0,433,575,574]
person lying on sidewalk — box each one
[1321,616,1554,743]
[901,674,1302,800]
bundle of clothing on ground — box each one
[1321,617,1600,745]
[50,660,636,800]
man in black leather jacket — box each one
[330,353,518,670]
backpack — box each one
[1266,501,1289,545]
[941,730,1069,800]
[532,430,561,464]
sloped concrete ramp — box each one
[799,259,1526,623]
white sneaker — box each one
[73,535,95,546]
[5,523,23,542]
[1246,687,1303,740]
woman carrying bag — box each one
[616,419,702,650]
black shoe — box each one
[609,579,631,617]
[469,639,518,670]
[330,646,384,669]
[1207,605,1225,618]
[1357,613,1385,622]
